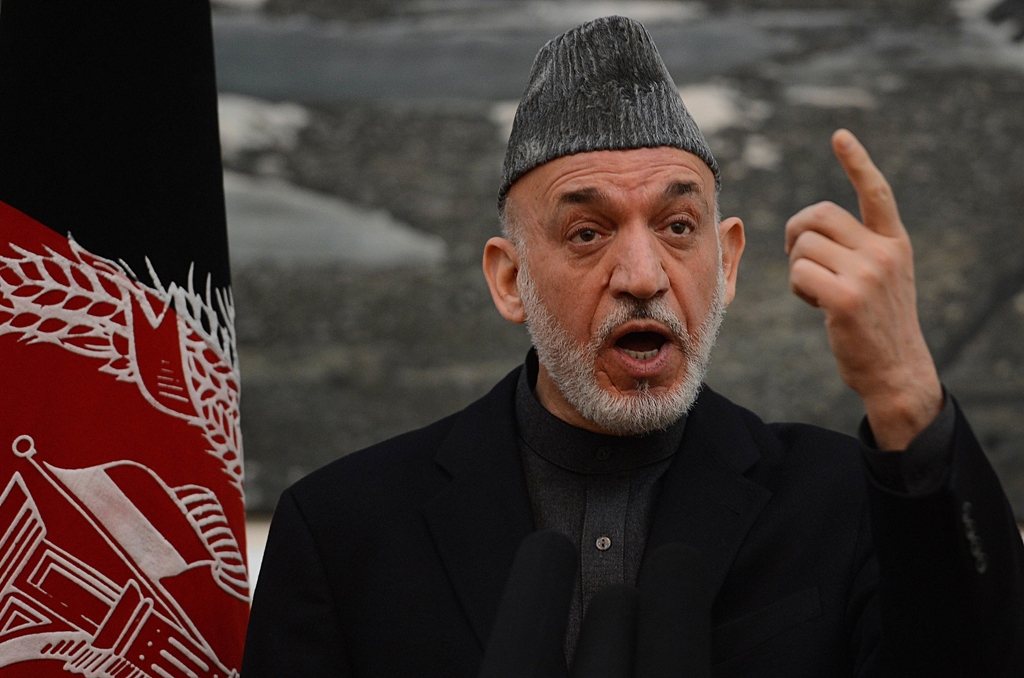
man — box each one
[242,16,1024,677]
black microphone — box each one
[634,542,714,678]
[478,529,578,678]
[569,584,638,678]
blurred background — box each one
[214,0,1024,581]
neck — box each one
[534,362,622,435]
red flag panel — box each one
[0,201,247,676]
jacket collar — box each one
[423,368,772,648]
[642,387,774,594]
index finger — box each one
[832,129,904,238]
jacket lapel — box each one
[643,387,773,596]
[423,375,775,647]
[423,367,535,648]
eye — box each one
[571,228,599,244]
[667,221,694,236]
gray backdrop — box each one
[213,0,1024,517]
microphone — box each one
[478,529,579,678]
[569,584,639,678]
[634,542,714,678]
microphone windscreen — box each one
[478,529,578,678]
[634,542,714,678]
[569,584,638,678]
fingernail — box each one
[834,129,853,149]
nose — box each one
[607,225,669,301]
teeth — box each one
[623,348,659,360]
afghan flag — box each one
[0,0,248,676]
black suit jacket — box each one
[242,367,1024,677]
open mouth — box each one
[614,331,668,361]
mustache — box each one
[594,297,688,347]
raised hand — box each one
[785,129,943,451]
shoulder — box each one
[280,364,522,521]
[765,418,866,500]
[766,418,862,464]
[698,387,865,493]
[317,406,462,478]
[698,387,861,458]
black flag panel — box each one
[0,0,231,294]
[0,0,247,675]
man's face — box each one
[495,146,745,435]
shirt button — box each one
[596,447,611,461]
[595,536,612,551]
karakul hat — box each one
[499,16,719,210]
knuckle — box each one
[788,258,811,287]
[898,237,914,257]
[832,284,863,314]
[788,265,817,305]
[787,207,816,234]
[853,260,882,290]
[879,249,900,274]
[811,201,839,220]
[789,255,806,274]
[784,219,799,242]
[787,234,806,260]
[866,181,894,205]
[870,243,895,271]
[865,241,903,278]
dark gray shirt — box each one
[514,356,687,661]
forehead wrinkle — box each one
[558,179,706,206]
[523,149,718,228]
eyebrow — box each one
[664,181,700,199]
[554,181,710,215]
[665,181,712,219]
[557,187,605,206]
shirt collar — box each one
[515,350,687,475]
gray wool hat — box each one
[499,16,719,211]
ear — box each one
[483,237,526,324]
[718,216,745,306]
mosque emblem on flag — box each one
[0,202,248,676]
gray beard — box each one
[518,259,725,436]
